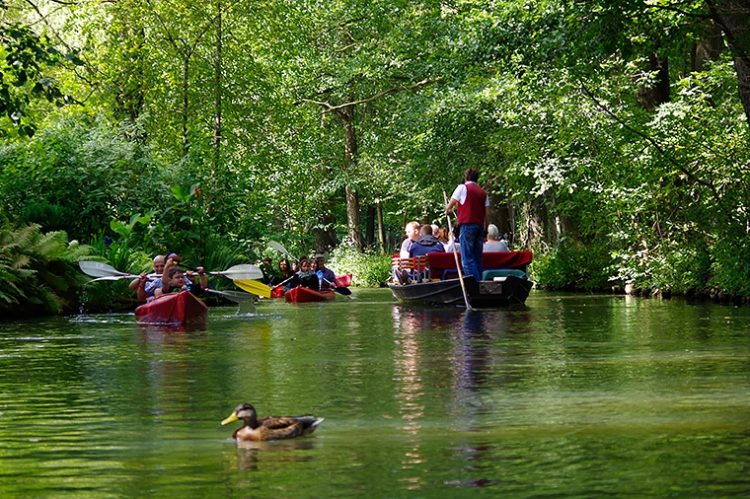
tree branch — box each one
[301,77,438,113]
[580,84,737,223]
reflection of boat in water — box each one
[388,251,533,307]
[134,291,207,329]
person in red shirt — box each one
[445,168,489,281]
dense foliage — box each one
[0,221,88,316]
[2,0,750,315]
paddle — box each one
[205,288,254,303]
[79,260,132,278]
[233,279,272,298]
[318,272,352,296]
[443,190,473,311]
[81,260,262,281]
[268,240,293,258]
[207,264,264,281]
[88,273,148,283]
[269,275,295,298]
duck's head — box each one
[221,403,257,426]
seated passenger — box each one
[315,255,337,288]
[129,254,165,301]
[285,258,319,291]
[409,225,446,257]
[154,267,207,298]
[277,258,294,281]
[399,221,421,258]
[483,224,509,252]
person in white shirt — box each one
[399,221,421,258]
[483,224,509,252]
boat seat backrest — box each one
[391,255,429,272]
[426,251,534,280]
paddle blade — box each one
[89,274,139,283]
[79,260,127,278]
[234,279,271,298]
[213,264,264,280]
[206,288,255,303]
[268,240,292,258]
[334,286,352,296]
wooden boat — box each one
[134,291,208,328]
[388,251,534,307]
[284,286,336,303]
[388,275,532,307]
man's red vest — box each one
[457,182,487,225]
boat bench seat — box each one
[391,255,430,282]
[427,251,534,280]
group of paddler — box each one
[128,253,207,302]
[259,254,337,292]
[79,242,351,306]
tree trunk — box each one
[181,56,190,156]
[376,200,386,255]
[114,21,146,137]
[365,205,376,248]
[706,0,750,127]
[338,106,363,250]
[636,53,670,110]
[213,0,223,169]
[693,18,724,71]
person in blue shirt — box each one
[154,267,208,298]
[315,255,337,288]
[409,225,446,257]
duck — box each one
[221,403,324,441]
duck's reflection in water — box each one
[226,438,318,471]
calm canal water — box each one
[1,290,749,497]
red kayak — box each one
[273,273,352,299]
[284,286,336,303]
[335,273,353,287]
[135,291,208,328]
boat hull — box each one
[285,286,336,303]
[388,275,531,307]
[135,291,208,328]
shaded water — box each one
[1,291,749,496]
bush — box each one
[0,222,90,317]
[0,116,162,241]
[531,239,612,291]
[329,244,391,287]
[709,238,750,297]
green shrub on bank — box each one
[530,240,611,291]
[709,238,750,297]
[0,222,90,317]
[329,245,391,287]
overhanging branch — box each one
[300,77,438,114]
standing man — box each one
[445,168,489,281]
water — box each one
[1,291,749,497]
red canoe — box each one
[135,291,208,328]
[284,286,336,303]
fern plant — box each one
[0,222,91,317]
